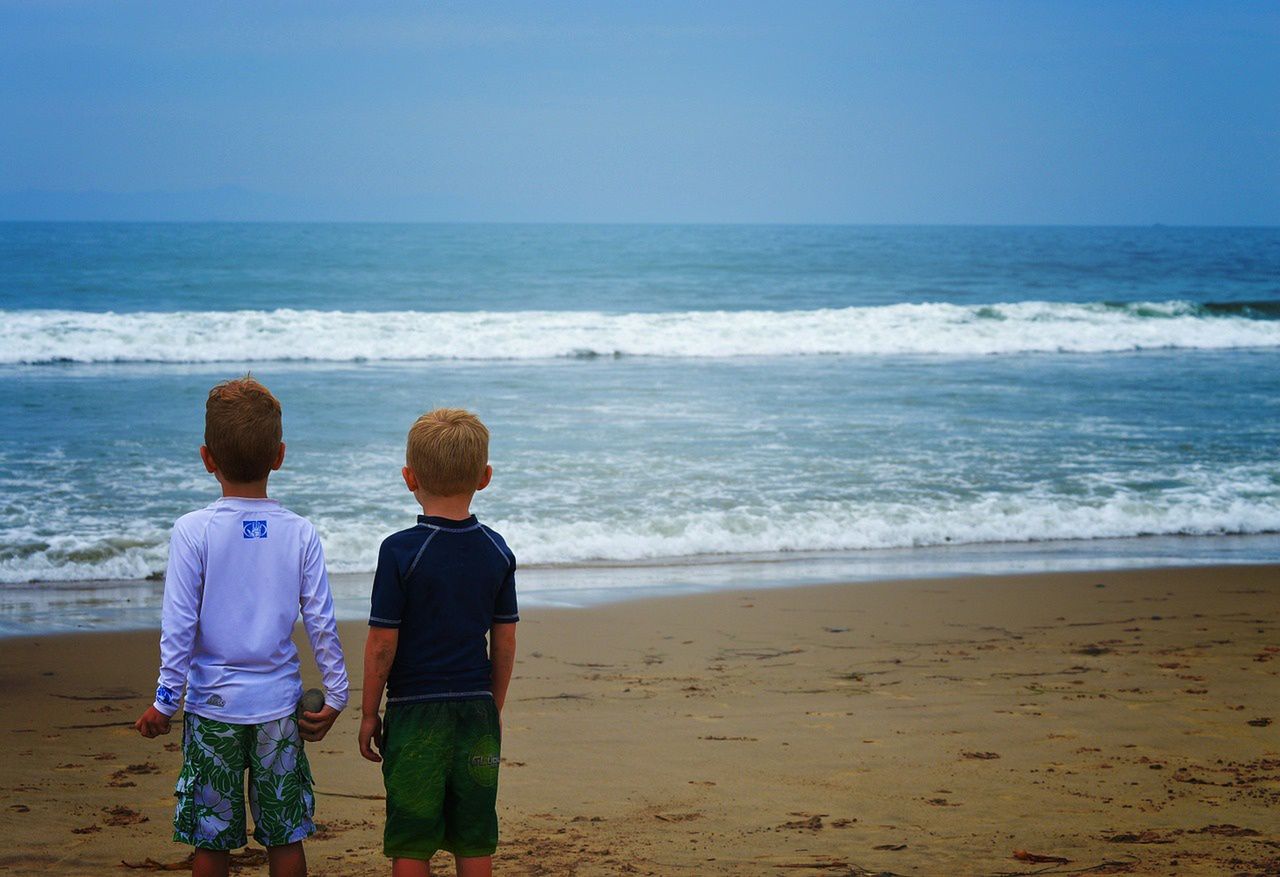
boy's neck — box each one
[416,492,474,521]
[219,478,271,499]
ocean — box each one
[2,223,1279,634]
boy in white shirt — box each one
[135,376,349,877]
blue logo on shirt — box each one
[243,520,268,539]
[156,685,176,706]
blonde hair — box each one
[204,376,282,483]
[406,408,489,496]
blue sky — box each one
[1,1,1276,223]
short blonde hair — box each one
[406,408,490,496]
[205,376,282,483]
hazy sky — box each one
[1,1,1276,223]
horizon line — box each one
[2,219,1278,230]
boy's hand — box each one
[298,705,340,742]
[135,706,172,738]
[358,713,383,762]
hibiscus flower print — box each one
[255,718,299,777]
[194,781,233,843]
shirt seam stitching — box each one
[405,529,440,580]
[478,525,513,571]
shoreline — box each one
[2,564,1278,875]
[4,530,1280,638]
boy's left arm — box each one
[297,527,349,742]
[490,546,519,718]
[490,623,517,715]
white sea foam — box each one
[2,300,1278,364]
[4,470,1278,584]
[0,547,161,585]
[483,463,1280,569]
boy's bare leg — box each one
[267,842,307,877]
[192,849,230,877]
[391,857,431,877]
[455,855,492,877]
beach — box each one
[5,3,1279,873]
[2,565,1277,876]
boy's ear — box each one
[272,442,286,472]
[401,466,419,493]
[476,465,493,492]
[199,446,218,474]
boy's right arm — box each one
[360,539,405,762]
[358,627,398,762]
[136,521,203,738]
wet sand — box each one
[1,565,1277,876]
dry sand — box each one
[1,565,1277,876]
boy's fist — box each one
[135,706,172,738]
[298,705,340,742]
[358,713,383,762]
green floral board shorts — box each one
[381,697,501,860]
[174,712,315,850]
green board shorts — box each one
[381,696,502,860]
[173,712,315,850]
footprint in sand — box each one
[101,805,148,827]
[781,814,825,831]
[310,818,373,840]
[109,761,161,788]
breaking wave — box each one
[3,300,1280,364]
[3,467,1277,583]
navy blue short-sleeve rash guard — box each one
[369,514,518,703]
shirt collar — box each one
[417,514,479,532]
[213,497,282,510]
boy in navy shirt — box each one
[358,408,518,877]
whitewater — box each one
[4,459,1278,585]
[3,299,1280,364]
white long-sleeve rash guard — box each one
[152,497,350,724]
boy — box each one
[134,376,350,877]
[358,408,518,877]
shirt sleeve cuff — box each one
[153,699,179,717]
[324,692,348,712]
[368,616,401,628]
